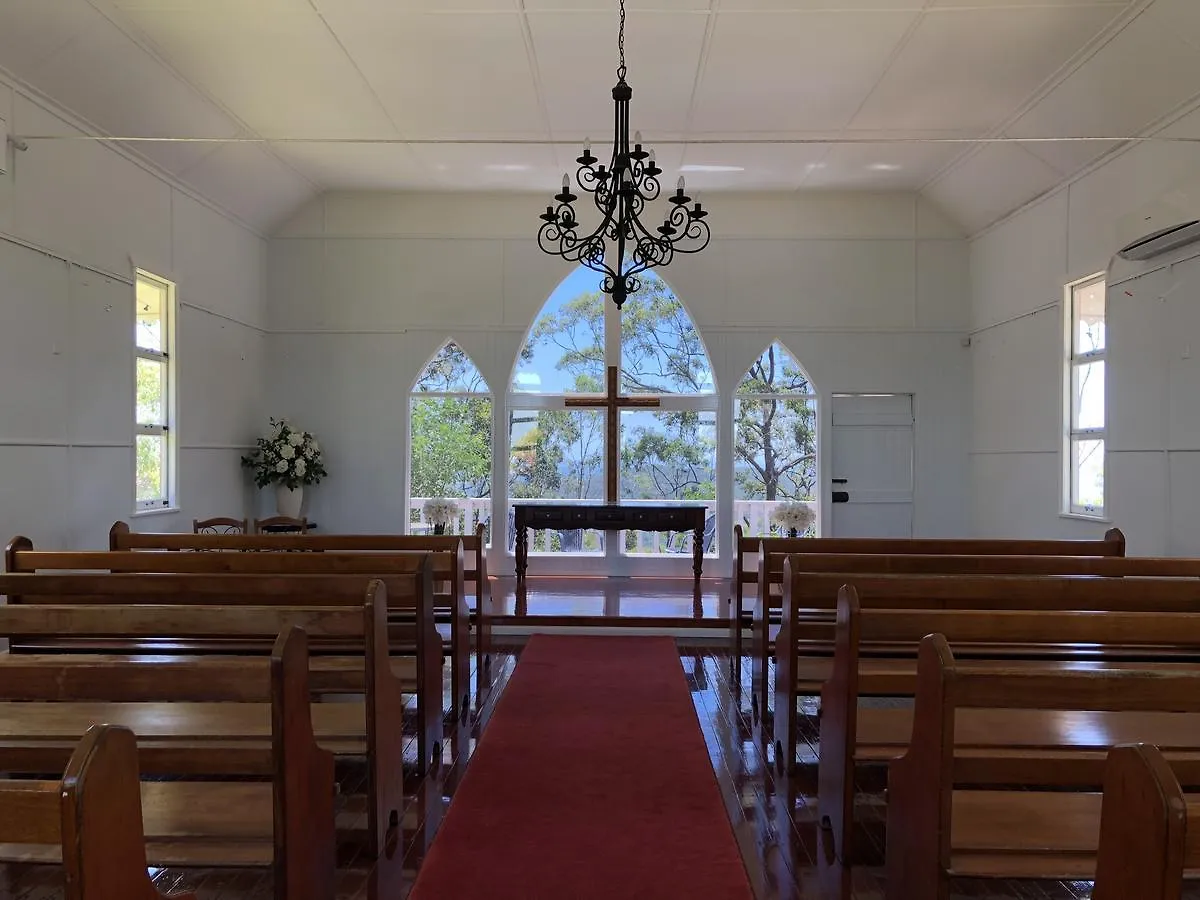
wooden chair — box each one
[193,517,248,534]
[0,723,191,900]
[254,516,308,534]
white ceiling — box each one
[1,0,1199,234]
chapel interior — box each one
[2,0,1200,898]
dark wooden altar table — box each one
[513,502,708,587]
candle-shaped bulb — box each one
[584,138,591,155]
[634,130,642,146]
[649,149,656,164]
[562,173,569,190]
[677,175,686,193]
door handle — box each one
[832,478,848,485]
[832,491,849,504]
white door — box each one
[830,394,914,537]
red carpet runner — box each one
[409,635,753,899]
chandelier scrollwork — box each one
[536,0,711,309]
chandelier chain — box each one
[617,0,626,79]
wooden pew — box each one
[813,583,1200,875]
[0,591,408,900]
[728,525,1125,676]
[885,634,1200,900]
[0,622,333,900]
[1093,743,1198,900]
[0,723,191,900]
[754,550,1200,729]
[109,519,493,677]
[0,571,442,775]
[5,539,456,738]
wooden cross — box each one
[564,365,660,502]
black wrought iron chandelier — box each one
[537,0,711,309]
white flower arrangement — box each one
[241,418,327,490]
[770,501,816,536]
[422,498,461,532]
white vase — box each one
[275,484,303,518]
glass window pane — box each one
[512,268,605,394]
[619,272,713,394]
[136,434,165,503]
[508,409,605,554]
[136,277,165,352]
[734,397,818,536]
[136,358,165,425]
[1072,438,1105,512]
[619,410,716,555]
[737,342,813,395]
[1072,279,1105,355]
[1072,360,1105,430]
[408,396,492,535]
[414,342,490,394]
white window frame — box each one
[134,269,178,513]
[1063,273,1106,519]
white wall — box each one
[969,106,1200,554]
[269,190,971,571]
[0,76,267,549]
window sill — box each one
[132,507,181,519]
[1059,511,1112,524]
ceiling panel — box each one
[528,10,707,137]
[691,10,918,134]
[850,6,1122,133]
[320,8,544,139]
[1006,5,1200,145]
[0,0,106,80]
[675,143,828,190]
[24,13,239,175]
[315,0,517,10]
[523,0,707,8]
[177,142,316,232]
[112,5,398,139]
[1149,0,1200,49]
[924,143,1062,234]
[407,142,561,191]
[806,140,964,190]
[274,142,429,190]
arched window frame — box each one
[507,266,719,559]
[733,341,819,538]
[406,339,494,540]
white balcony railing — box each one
[408,497,816,555]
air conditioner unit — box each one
[1117,220,1200,261]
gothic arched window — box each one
[408,340,492,538]
[734,342,817,536]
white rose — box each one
[295,459,307,477]
[280,444,295,459]
[275,460,288,473]
[305,447,315,459]
[289,432,303,446]
[310,441,319,454]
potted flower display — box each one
[769,500,816,538]
[241,418,327,517]
[422,498,461,535]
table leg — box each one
[693,521,704,588]
[516,522,528,579]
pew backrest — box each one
[108,520,489,605]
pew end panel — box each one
[1092,743,1187,900]
[884,634,957,900]
[772,556,802,774]
[817,586,862,865]
[750,545,770,727]
[363,582,407,900]
[272,626,337,900]
[58,724,194,900]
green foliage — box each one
[410,397,492,498]
[621,410,715,501]
[241,418,327,489]
[135,435,163,502]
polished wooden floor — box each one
[1,577,1196,898]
